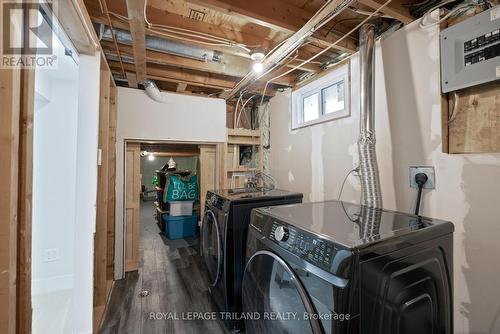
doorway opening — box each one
[122,141,220,273]
[98,141,228,333]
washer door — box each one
[201,209,222,286]
[242,250,323,334]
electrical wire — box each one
[254,171,278,191]
[448,91,460,123]
[236,95,256,128]
[262,38,290,61]
[111,10,230,46]
[419,0,477,28]
[104,2,257,53]
[144,27,236,47]
[252,0,389,110]
[261,0,393,89]
[349,6,394,18]
[233,93,243,128]
[338,168,359,201]
[98,0,126,76]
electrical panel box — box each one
[440,5,500,92]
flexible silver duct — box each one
[142,79,166,103]
[358,24,383,209]
[101,26,223,63]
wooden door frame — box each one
[93,57,117,332]
[119,139,224,277]
[123,142,141,272]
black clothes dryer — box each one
[201,188,303,332]
[242,200,454,334]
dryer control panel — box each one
[250,209,354,278]
[269,222,338,272]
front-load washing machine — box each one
[201,188,303,331]
[242,200,454,334]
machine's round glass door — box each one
[201,210,221,286]
[242,251,323,334]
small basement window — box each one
[292,62,350,129]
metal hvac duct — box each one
[358,24,382,209]
[101,26,223,63]
[142,79,166,103]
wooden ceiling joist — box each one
[83,0,418,99]
[90,10,336,67]
[220,0,354,99]
[109,61,236,90]
[101,40,319,85]
[176,83,188,92]
[100,40,250,77]
[125,0,147,83]
[125,72,138,88]
[356,0,413,24]
[86,3,273,58]
[184,0,357,53]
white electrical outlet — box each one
[409,166,435,189]
[43,248,60,262]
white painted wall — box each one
[71,53,101,334]
[269,22,500,334]
[114,88,226,278]
[32,43,101,334]
[32,48,79,296]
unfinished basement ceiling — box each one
[84,0,419,103]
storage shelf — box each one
[228,128,261,137]
[224,127,263,189]
[227,140,261,145]
[227,168,259,173]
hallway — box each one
[99,202,229,334]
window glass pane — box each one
[322,81,345,114]
[303,93,319,122]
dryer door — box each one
[242,250,323,334]
[201,209,222,286]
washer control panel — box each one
[207,192,229,211]
[270,222,337,272]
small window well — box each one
[292,62,350,129]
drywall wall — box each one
[268,22,500,334]
[32,47,101,334]
[114,88,226,278]
[72,52,101,334]
[32,49,79,296]
[32,39,81,334]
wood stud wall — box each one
[107,87,117,281]
[93,60,117,332]
[447,82,500,153]
[16,69,35,334]
[0,64,21,334]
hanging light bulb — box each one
[148,153,155,161]
[250,48,265,73]
[250,49,265,62]
[252,61,264,73]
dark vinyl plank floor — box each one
[99,202,231,334]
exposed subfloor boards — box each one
[99,202,230,334]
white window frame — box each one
[291,62,350,129]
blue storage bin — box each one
[162,214,198,240]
